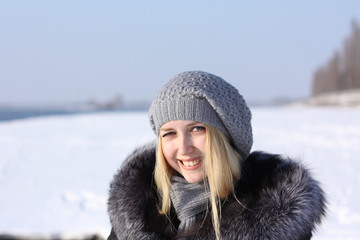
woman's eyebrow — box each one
[187,122,203,127]
[159,127,174,132]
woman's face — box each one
[160,120,206,183]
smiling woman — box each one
[107,71,327,240]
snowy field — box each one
[0,107,359,239]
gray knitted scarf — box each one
[170,176,210,233]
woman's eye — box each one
[192,126,206,132]
[162,132,175,138]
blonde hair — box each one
[154,124,242,240]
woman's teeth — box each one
[182,159,201,166]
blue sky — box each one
[1,1,359,105]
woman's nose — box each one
[178,134,194,155]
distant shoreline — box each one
[0,109,147,122]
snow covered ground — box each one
[0,107,359,239]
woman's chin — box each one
[182,173,205,183]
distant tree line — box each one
[312,19,360,96]
[86,95,123,110]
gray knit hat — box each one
[149,71,253,160]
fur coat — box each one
[107,143,326,240]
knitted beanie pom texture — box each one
[149,71,253,160]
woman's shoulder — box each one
[108,141,157,203]
[225,151,327,239]
[107,142,166,239]
[239,151,325,198]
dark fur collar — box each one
[107,143,326,240]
